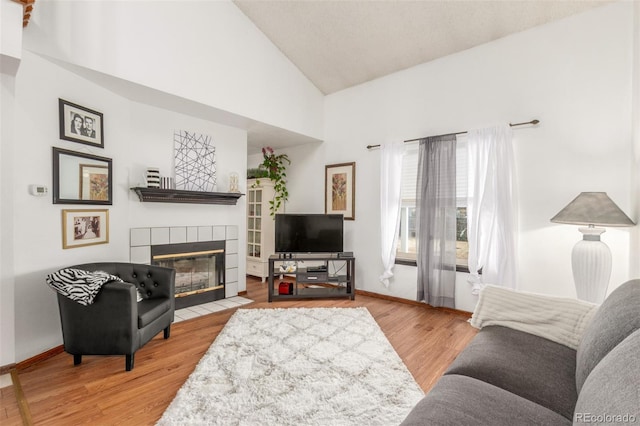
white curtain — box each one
[379,141,404,287]
[466,124,518,294]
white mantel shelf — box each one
[131,187,244,205]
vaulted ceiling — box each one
[234,0,612,95]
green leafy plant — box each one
[247,168,268,179]
[255,146,290,216]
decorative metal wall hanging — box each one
[174,130,217,192]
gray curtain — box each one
[416,135,457,308]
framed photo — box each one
[62,209,109,249]
[58,99,104,148]
[79,164,109,201]
[325,162,356,220]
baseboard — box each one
[237,290,248,296]
[355,289,472,318]
[3,345,66,373]
[0,363,16,375]
[16,345,64,370]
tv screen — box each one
[275,214,344,253]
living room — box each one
[1,0,639,423]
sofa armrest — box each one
[470,285,598,349]
[57,281,139,354]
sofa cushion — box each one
[445,325,577,419]
[573,329,640,425]
[576,279,640,392]
[400,374,571,426]
[137,297,171,328]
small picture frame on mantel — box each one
[58,98,104,148]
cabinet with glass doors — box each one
[246,179,276,282]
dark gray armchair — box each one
[55,262,175,371]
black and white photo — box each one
[59,98,104,148]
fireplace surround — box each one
[130,225,239,308]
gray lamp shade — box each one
[550,192,635,227]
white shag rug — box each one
[157,307,424,425]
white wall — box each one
[631,1,640,278]
[10,51,248,362]
[0,73,16,367]
[24,0,324,142]
[0,0,21,73]
[0,0,23,367]
[286,2,636,312]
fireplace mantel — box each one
[131,187,244,205]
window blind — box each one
[401,138,467,204]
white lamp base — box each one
[571,226,611,304]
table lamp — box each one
[550,192,634,303]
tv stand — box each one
[268,253,355,302]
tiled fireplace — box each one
[130,225,239,309]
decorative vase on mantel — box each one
[146,167,160,188]
[228,172,240,193]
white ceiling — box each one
[234,0,612,95]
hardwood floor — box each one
[1,277,477,425]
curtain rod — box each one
[365,119,540,149]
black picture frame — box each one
[58,98,104,148]
[53,147,113,205]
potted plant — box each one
[253,146,290,216]
[246,168,268,179]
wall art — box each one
[58,99,104,148]
[79,164,109,201]
[325,162,356,220]
[174,130,217,192]
[62,209,109,249]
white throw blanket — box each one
[470,285,598,350]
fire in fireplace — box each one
[151,240,225,309]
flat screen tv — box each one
[275,214,344,253]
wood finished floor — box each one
[1,277,477,425]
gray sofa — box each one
[401,279,640,425]
[55,262,175,371]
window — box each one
[396,138,468,270]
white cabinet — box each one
[246,179,277,282]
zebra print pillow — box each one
[46,268,126,306]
